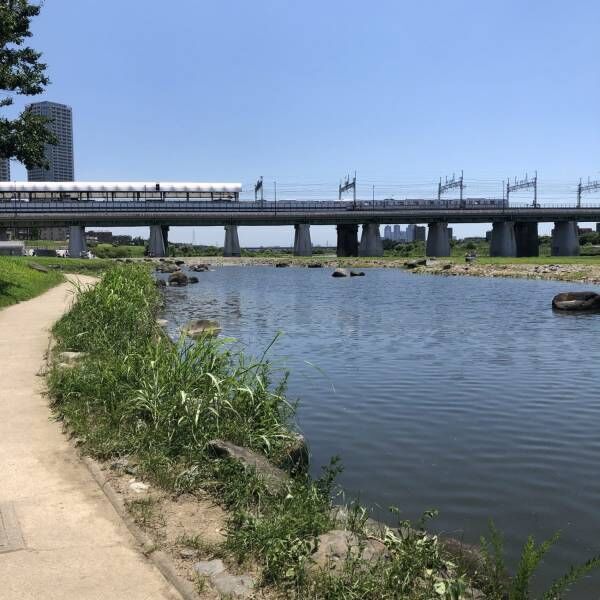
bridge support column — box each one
[358,223,384,256]
[552,221,580,256]
[515,222,539,257]
[336,224,358,257]
[68,225,87,258]
[224,224,241,257]
[490,222,517,257]
[149,225,167,257]
[293,224,312,256]
[426,222,450,257]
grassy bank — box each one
[47,266,599,598]
[0,257,64,308]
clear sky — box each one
[7,0,600,244]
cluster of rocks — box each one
[188,263,210,272]
[332,268,365,278]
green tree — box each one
[0,0,56,168]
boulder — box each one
[156,318,168,327]
[155,263,179,273]
[350,271,365,277]
[188,276,199,284]
[168,271,188,286]
[155,279,166,287]
[307,263,323,268]
[194,559,226,577]
[207,439,289,493]
[275,262,290,268]
[189,263,210,272]
[28,262,49,273]
[183,319,221,337]
[175,260,185,266]
[211,573,255,598]
[552,291,600,312]
[332,268,349,278]
[309,530,388,574]
[281,432,309,471]
[404,259,427,269]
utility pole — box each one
[577,177,600,208]
[438,171,465,203]
[254,176,263,202]
[506,171,538,207]
[339,171,357,208]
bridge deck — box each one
[1,200,600,227]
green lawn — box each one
[0,257,65,308]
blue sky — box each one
[8,0,600,244]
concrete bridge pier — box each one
[68,225,87,258]
[426,222,450,256]
[149,225,167,257]
[293,224,312,256]
[358,223,384,257]
[490,222,517,257]
[514,222,539,257]
[336,224,358,257]
[224,224,241,257]
[552,221,580,256]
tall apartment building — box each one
[0,158,10,181]
[26,102,74,181]
[26,102,73,240]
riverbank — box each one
[0,275,181,599]
[45,264,600,599]
[46,265,488,598]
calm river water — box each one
[161,266,600,596]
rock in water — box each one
[332,268,349,278]
[350,270,365,277]
[183,319,221,337]
[168,271,188,286]
[552,291,600,312]
[188,276,199,283]
[404,259,427,269]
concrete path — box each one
[0,277,181,600]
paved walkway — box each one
[0,277,181,600]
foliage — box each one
[0,0,56,168]
[0,256,63,307]
[480,522,600,599]
[92,243,146,258]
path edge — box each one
[83,455,199,600]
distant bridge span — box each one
[0,182,598,258]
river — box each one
[160,265,600,596]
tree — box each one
[0,0,56,169]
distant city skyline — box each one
[4,1,600,244]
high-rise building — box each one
[26,102,73,241]
[0,158,9,181]
[383,225,392,240]
[26,102,74,181]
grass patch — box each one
[47,265,600,598]
[0,257,64,308]
[17,256,113,273]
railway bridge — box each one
[1,182,599,258]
